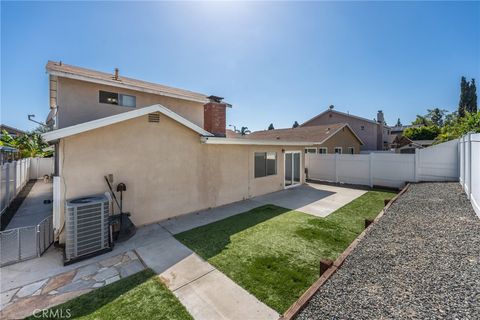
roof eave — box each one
[47,69,209,104]
[200,137,316,146]
[42,104,214,142]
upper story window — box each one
[334,147,342,154]
[305,148,317,154]
[99,90,136,108]
[360,125,365,130]
[318,147,328,154]
[254,152,277,178]
[347,147,355,154]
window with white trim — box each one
[304,148,317,154]
[334,147,342,154]
[254,152,277,178]
[318,147,328,154]
[99,91,136,108]
[347,147,354,154]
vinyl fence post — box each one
[467,133,472,200]
[5,163,10,208]
[414,150,419,182]
[369,153,373,188]
[334,153,338,183]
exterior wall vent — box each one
[148,113,160,123]
[65,194,111,264]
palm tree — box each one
[236,127,251,136]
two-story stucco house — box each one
[43,62,321,245]
[300,106,390,151]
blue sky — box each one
[1,1,479,131]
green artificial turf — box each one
[175,190,395,313]
[26,269,192,320]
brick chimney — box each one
[204,95,228,137]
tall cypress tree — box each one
[459,76,468,117]
[268,123,275,130]
[468,79,477,113]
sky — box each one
[1,1,479,132]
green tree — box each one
[437,111,480,142]
[403,126,440,140]
[0,130,52,158]
[236,126,251,136]
[459,77,478,116]
[396,118,402,127]
[292,121,299,128]
[459,76,468,117]
[426,108,448,127]
[468,79,477,113]
[412,115,432,126]
[268,123,275,130]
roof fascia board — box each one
[42,104,213,142]
[200,137,315,146]
[47,69,209,104]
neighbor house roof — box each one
[301,109,384,127]
[244,123,364,145]
[1,124,25,135]
[42,104,214,142]
[46,61,209,104]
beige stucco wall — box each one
[56,77,205,129]
[303,111,381,150]
[57,114,305,242]
[317,126,362,154]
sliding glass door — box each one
[285,151,301,188]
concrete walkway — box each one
[6,180,53,229]
[1,182,365,319]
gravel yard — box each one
[296,182,480,320]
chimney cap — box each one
[114,68,119,80]
[207,95,224,103]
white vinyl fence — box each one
[306,139,459,189]
[1,158,31,215]
[459,133,480,217]
[30,157,55,180]
[0,157,54,215]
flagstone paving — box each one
[0,250,145,319]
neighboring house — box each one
[42,62,315,244]
[391,135,434,153]
[246,123,363,154]
[387,124,423,148]
[1,124,25,138]
[301,107,390,151]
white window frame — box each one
[254,152,277,178]
[347,147,354,154]
[334,147,342,154]
[304,148,317,154]
[318,147,328,154]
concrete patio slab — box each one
[174,269,279,320]
[160,199,262,234]
[134,236,193,274]
[6,180,53,229]
[159,253,215,291]
[253,183,366,217]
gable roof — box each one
[46,61,209,104]
[42,104,214,142]
[245,123,364,145]
[301,109,382,127]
